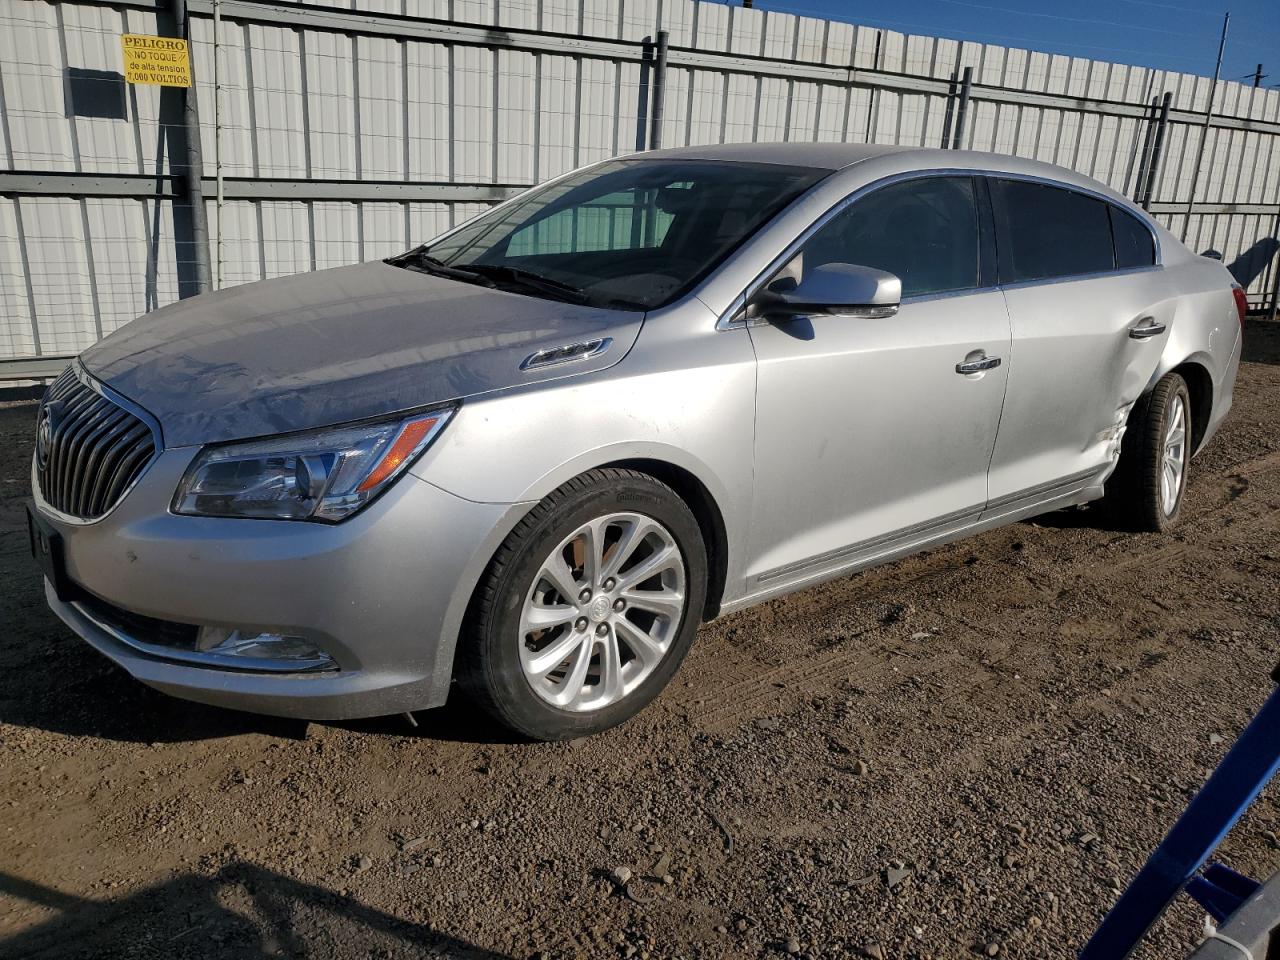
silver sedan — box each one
[28,144,1243,739]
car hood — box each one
[81,261,644,447]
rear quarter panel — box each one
[1152,240,1241,448]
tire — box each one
[1105,372,1192,532]
[458,468,707,740]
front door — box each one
[744,175,1011,593]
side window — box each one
[1110,205,1157,269]
[992,179,1115,282]
[796,176,980,298]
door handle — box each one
[955,355,1002,375]
[1129,320,1167,340]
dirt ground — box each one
[1,322,1278,960]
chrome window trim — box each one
[901,285,1002,306]
[998,263,1165,293]
[30,360,165,527]
[716,166,1163,330]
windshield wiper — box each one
[461,265,590,304]
[390,252,609,307]
[386,249,496,286]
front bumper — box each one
[35,446,525,720]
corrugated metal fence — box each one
[3,0,1279,379]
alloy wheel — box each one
[1161,395,1186,516]
[518,512,687,712]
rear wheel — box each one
[1106,372,1191,532]
[459,468,706,740]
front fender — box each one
[409,317,759,604]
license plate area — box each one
[27,503,76,603]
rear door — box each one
[984,177,1171,508]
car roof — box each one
[632,142,1132,207]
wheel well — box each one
[1170,361,1213,452]
[604,458,729,622]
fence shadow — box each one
[1227,237,1280,290]
[0,864,514,959]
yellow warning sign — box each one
[121,34,191,87]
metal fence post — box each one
[1140,92,1172,210]
[1267,210,1280,322]
[951,66,972,149]
[939,70,958,149]
[648,30,668,150]
[635,38,653,151]
[212,0,223,289]
[168,0,212,296]
[1131,96,1159,204]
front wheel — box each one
[458,468,707,740]
[1106,372,1191,532]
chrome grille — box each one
[35,367,158,521]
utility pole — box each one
[1181,12,1229,244]
[168,0,212,296]
[1253,64,1265,87]
[213,0,223,289]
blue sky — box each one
[745,0,1280,83]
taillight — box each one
[1231,285,1248,327]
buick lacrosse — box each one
[29,144,1242,739]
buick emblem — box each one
[35,400,61,470]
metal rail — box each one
[1,173,1272,219]
[1080,666,1280,959]
[52,0,1280,137]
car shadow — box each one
[0,864,514,959]
[0,625,523,747]
[0,648,314,745]
[335,694,527,746]
[0,580,517,747]
[1020,504,1110,531]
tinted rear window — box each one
[993,179,1115,282]
[1110,205,1156,269]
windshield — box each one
[405,159,828,310]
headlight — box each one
[172,408,454,522]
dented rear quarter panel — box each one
[1154,236,1242,415]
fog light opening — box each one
[196,626,336,669]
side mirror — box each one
[754,263,902,321]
